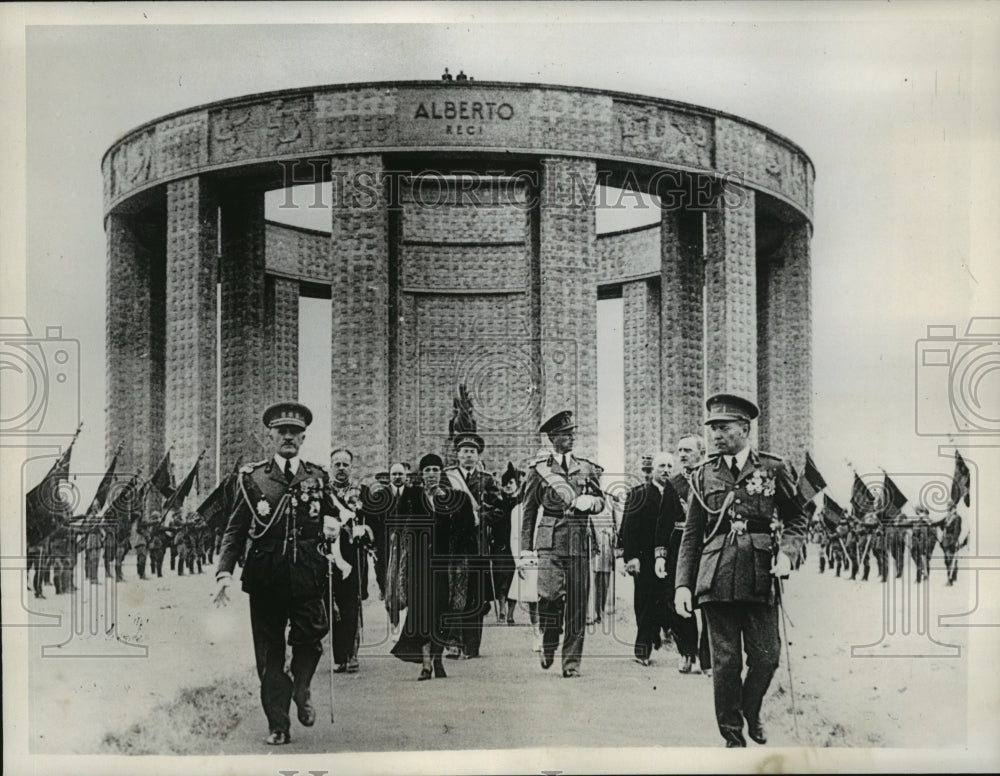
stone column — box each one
[165,177,218,487]
[704,183,757,401]
[106,210,166,475]
[622,279,661,475]
[220,187,267,473]
[537,158,598,456]
[757,221,812,463]
[264,276,300,406]
[660,207,705,446]
[330,154,389,470]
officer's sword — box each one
[771,521,800,741]
[327,553,335,723]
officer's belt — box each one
[250,530,322,551]
[715,518,772,535]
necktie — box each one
[284,459,294,483]
[561,455,568,472]
[730,457,740,481]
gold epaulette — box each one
[240,459,266,475]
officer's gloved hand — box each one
[771,551,792,578]
[572,495,603,513]
[213,573,232,608]
[323,515,343,540]
[516,551,538,579]
[654,557,667,579]
[674,586,693,618]
[352,524,373,541]
[624,557,640,576]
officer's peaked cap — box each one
[262,401,313,430]
[539,410,575,435]
[453,432,485,453]
[704,393,759,424]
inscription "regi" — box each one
[413,100,515,136]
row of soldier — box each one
[27,512,221,598]
[812,506,963,585]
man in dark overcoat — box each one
[443,432,503,659]
[623,451,684,664]
[674,394,807,747]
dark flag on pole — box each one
[797,452,827,502]
[162,452,204,514]
[25,424,82,546]
[850,472,877,518]
[151,450,175,500]
[85,442,122,518]
[101,472,142,529]
[197,458,243,532]
[881,473,909,523]
[950,450,971,509]
[821,493,846,530]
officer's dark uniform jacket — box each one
[521,453,605,558]
[217,458,337,601]
[675,449,807,605]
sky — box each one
[3,2,999,520]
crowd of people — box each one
[28,391,969,749]
[208,393,815,748]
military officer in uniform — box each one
[327,448,372,674]
[214,402,339,746]
[674,394,807,747]
[520,411,605,678]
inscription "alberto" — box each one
[413,100,515,136]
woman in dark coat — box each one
[390,454,478,680]
[490,463,522,624]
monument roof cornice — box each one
[101,79,814,173]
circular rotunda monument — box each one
[103,79,814,484]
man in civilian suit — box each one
[622,452,684,664]
[657,433,712,675]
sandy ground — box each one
[26,544,973,760]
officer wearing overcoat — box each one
[520,411,605,677]
[214,402,339,746]
[674,394,807,747]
